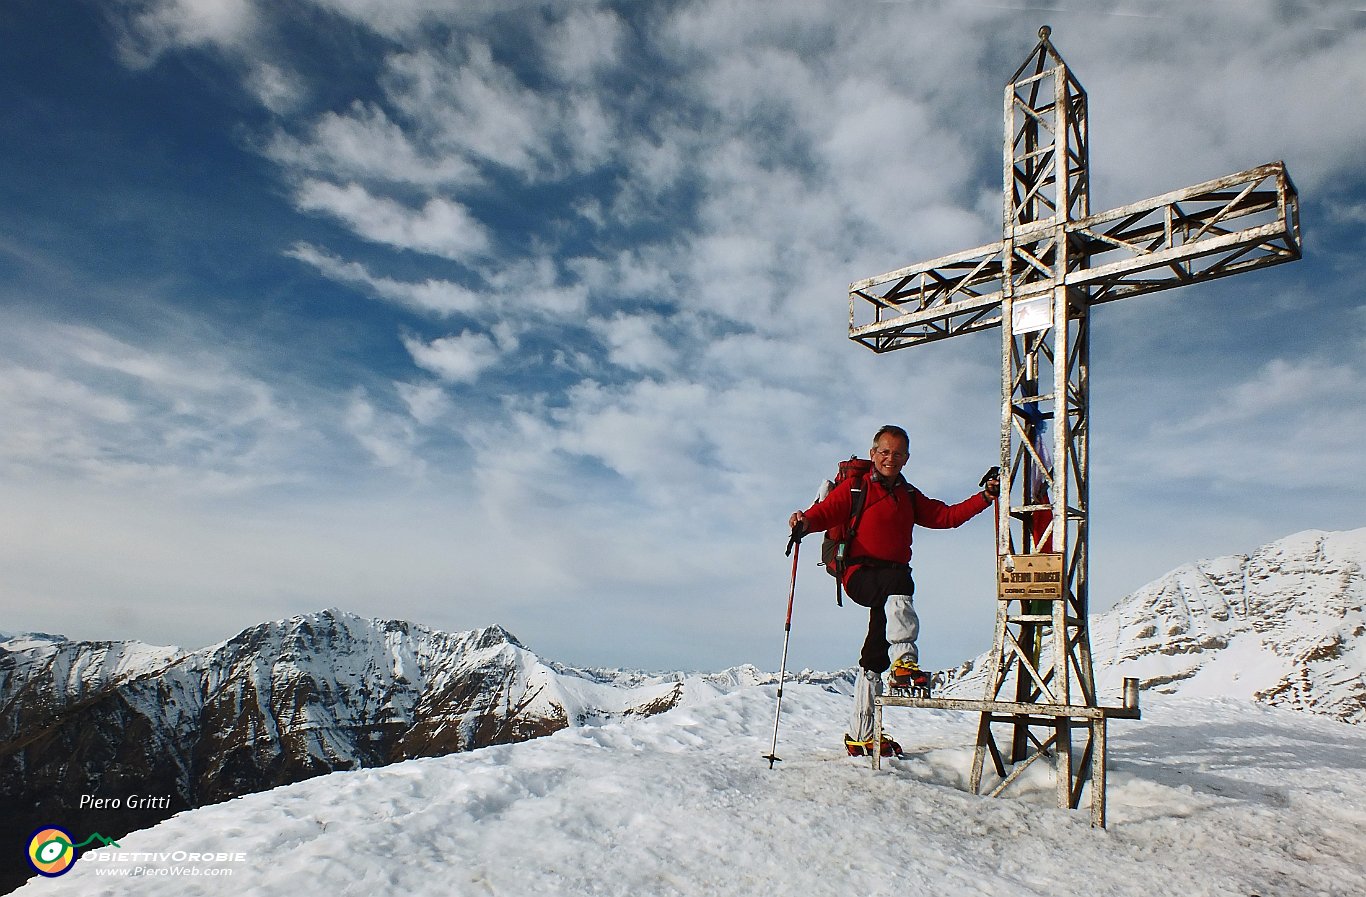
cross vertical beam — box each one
[996,30,1092,809]
[857,26,1300,824]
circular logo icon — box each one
[27,826,77,877]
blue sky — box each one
[1,0,1363,673]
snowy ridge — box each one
[1,609,739,790]
[0,631,188,709]
[3,609,795,896]
[943,528,1366,723]
[14,685,1366,897]
[547,659,857,693]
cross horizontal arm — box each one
[849,161,1300,352]
[849,241,1007,351]
[1068,161,1299,305]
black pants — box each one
[845,564,915,673]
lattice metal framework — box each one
[855,27,1301,826]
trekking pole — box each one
[763,527,803,769]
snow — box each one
[20,685,1366,897]
[10,529,1365,895]
[1176,630,1288,698]
[0,632,68,652]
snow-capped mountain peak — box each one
[942,528,1366,724]
[1090,528,1366,722]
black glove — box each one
[979,465,1001,499]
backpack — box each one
[816,457,873,605]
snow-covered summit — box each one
[1091,527,1366,722]
[14,684,1366,897]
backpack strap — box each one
[833,472,871,606]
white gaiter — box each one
[849,668,882,743]
[887,594,920,667]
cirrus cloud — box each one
[294,180,491,261]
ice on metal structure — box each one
[854,26,1301,827]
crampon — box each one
[887,659,932,698]
[845,733,902,758]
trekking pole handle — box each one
[979,465,1001,501]
[785,520,807,557]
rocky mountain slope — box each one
[944,528,1366,723]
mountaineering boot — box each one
[888,657,931,693]
[844,733,903,758]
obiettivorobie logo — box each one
[26,827,121,877]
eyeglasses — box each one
[872,449,909,461]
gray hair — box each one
[872,424,910,450]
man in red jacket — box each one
[789,424,999,755]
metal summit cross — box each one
[856,28,1301,826]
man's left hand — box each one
[979,465,1001,499]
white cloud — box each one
[555,379,712,486]
[402,331,502,383]
[266,102,478,187]
[286,243,485,317]
[479,257,590,316]
[541,7,626,83]
[0,320,310,494]
[383,39,559,178]
[1219,358,1361,423]
[245,60,306,114]
[288,243,589,332]
[344,389,424,473]
[300,0,545,38]
[590,313,682,375]
[1065,7,1366,204]
[1111,356,1366,491]
[0,365,135,426]
[108,0,262,67]
[568,248,682,303]
[395,381,451,425]
[1328,200,1366,226]
[294,180,490,261]
[545,371,835,512]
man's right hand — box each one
[788,511,806,532]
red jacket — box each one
[803,474,990,583]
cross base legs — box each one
[873,693,1138,828]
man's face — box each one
[870,433,910,479]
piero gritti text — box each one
[78,793,173,811]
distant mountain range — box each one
[942,528,1366,724]
[0,610,847,894]
[4,527,1362,894]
